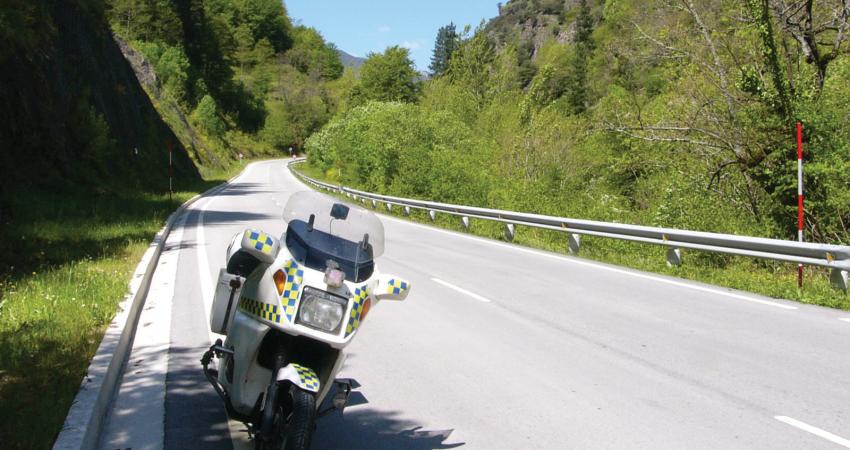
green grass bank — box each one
[0,161,250,449]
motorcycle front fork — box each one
[257,353,287,443]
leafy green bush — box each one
[306,101,493,202]
[191,94,225,139]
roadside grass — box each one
[0,162,247,449]
[293,163,850,311]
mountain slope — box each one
[0,0,199,194]
[337,48,366,70]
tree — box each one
[446,26,496,106]
[287,26,344,80]
[768,0,850,93]
[191,94,225,138]
[429,22,460,76]
[567,0,594,114]
[357,46,420,103]
[321,42,345,80]
[108,0,182,44]
[156,45,190,103]
[234,0,293,52]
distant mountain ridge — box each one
[336,49,366,70]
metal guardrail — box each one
[288,159,850,291]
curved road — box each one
[100,160,850,449]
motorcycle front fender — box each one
[276,363,320,393]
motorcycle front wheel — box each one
[255,384,316,450]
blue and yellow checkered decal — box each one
[291,364,320,391]
[280,260,304,322]
[345,285,369,337]
[387,278,410,295]
[239,296,282,324]
[246,230,275,255]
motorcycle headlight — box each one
[296,287,347,334]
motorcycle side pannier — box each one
[210,268,245,335]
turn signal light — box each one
[359,298,372,322]
[273,270,286,295]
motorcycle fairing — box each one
[279,260,304,322]
[236,255,366,348]
[237,259,303,326]
[344,285,370,337]
[239,296,283,323]
[385,278,410,296]
[241,230,280,263]
[276,363,321,393]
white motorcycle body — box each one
[203,191,410,444]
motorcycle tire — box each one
[255,384,316,450]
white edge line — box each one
[195,195,216,346]
[432,278,492,303]
[196,162,257,345]
[840,318,850,323]
[381,216,797,311]
[775,416,850,448]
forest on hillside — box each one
[107,0,352,170]
[307,0,850,247]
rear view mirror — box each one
[370,274,411,301]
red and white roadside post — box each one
[167,140,174,201]
[796,122,804,288]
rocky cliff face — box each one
[0,0,199,194]
[487,0,583,58]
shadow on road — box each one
[213,183,273,197]
[315,408,463,450]
[314,383,464,450]
[195,210,279,227]
[165,346,233,450]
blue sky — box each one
[286,1,500,71]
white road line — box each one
[840,318,850,323]
[775,416,850,448]
[380,216,797,311]
[432,278,492,303]
[195,161,261,343]
[195,195,216,347]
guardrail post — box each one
[429,210,436,221]
[404,206,411,216]
[461,216,470,229]
[504,223,515,242]
[831,269,849,292]
[666,248,682,267]
[568,234,580,254]
[386,203,393,212]
[371,199,377,209]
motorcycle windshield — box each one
[282,191,385,282]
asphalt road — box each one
[100,159,850,449]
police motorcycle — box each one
[202,191,411,450]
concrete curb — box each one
[53,182,229,450]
